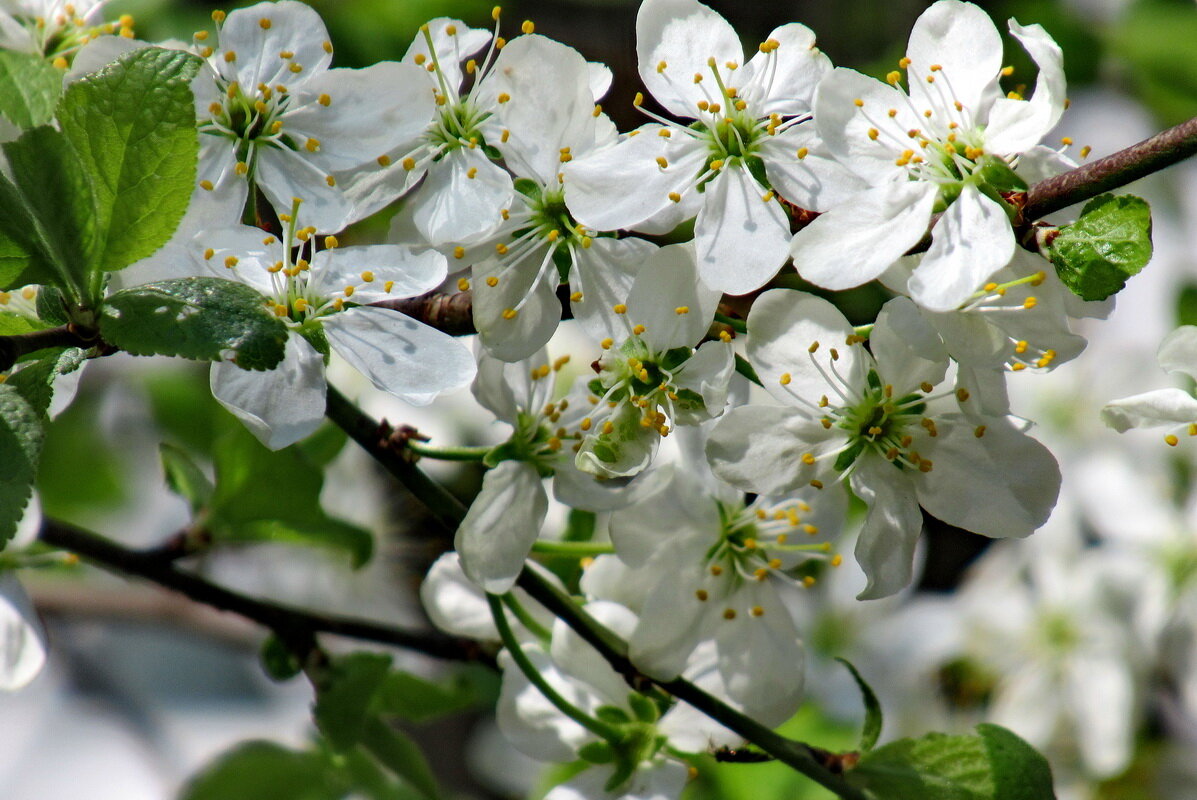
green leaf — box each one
[222,517,373,568]
[314,652,393,750]
[159,442,213,514]
[0,314,39,337]
[5,347,85,417]
[359,717,441,800]
[34,286,69,326]
[179,740,342,800]
[372,670,483,723]
[99,278,289,370]
[0,51,62,129]
[837,657,883,752]
[58,47,201,273]
[847,723,1056,800]
[207,424,374,566]
[0,126,99,295]
[1044,194,1153,301]
[0,384,44,545]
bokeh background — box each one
[6,0,1197,798]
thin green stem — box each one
[734,354,763,387]
[486,593,622,743]
[531,541,615,557]
[515,570,869,800]
[502,592,552,641]
[405,440,492,462]
[713,312,748,334]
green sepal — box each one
[627,691,660,724]
[482,440,523,468]
[159,442,214,515]
[578,741,616,764]
[514,177,541,200]
[833,439,867,472]
[1044,193,1153,301]
[314,652,394,750]
[975,156,1027,194]
[594,705,632,725]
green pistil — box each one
[427,100,490,153]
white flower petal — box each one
[220,1,333,92]
[409,147,512,245]
[738,23,829,116]
[255,146,355,232]
[908,184,1015,312]
[1065,655,1135,776]
[564,128,707,233]
[455,460,548,594]
[672,341,735,425]
[714,580,805,718]
[0,573,46,690]
[850,456,924,600]
[1101,388,1197,432]
[626,243,719,352]
[758,126,868,213]
[497,645,596,762]
[472,256,563,363]
[314,245,446,304]
[814,67,921,182]
[905,0,1002,123]
[694,165,792,295]
[570,237,656,343]
[636,0,743,118]
[1158,326,1197,381]
[283,62,435,171]
[871,296,949,391]
[918,414,1060,539]
[587,61,613,102]
[402,18,491,92]
[791,182,937,291]
[706,405,840,496]
[210,333,327,450]
[419,553,499,640]
[985,21,1067,154]
[746,289,864,405]
[323,306,475,405]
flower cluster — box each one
[0,0,1150,796]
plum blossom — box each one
[564,0,839,295]
[193,0,430,231]
[455,347,652,594]
[706,289,1060,598]
[790,0,1069,311]
[460,34,658,362]
[572,244,733,479]
[192,201,474,450]
[0,0,128,60]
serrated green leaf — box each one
[836,657,883,752]
[5,347,85,417]
[314,652,393,750]
[0,314,39,337]
[58,47,200,273]
[99,278,289,370]
[359,717,441,800]
[0,384,44,545]
[159,442,213,514]
[372,670,483,723]
[847,723,1056,800]
[34,286,69,326]
[179,740,342,800]
[1045,194,1153,301]
[0,51,61,129]
[0,126,98,296]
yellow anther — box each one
[212,9,226,22]
[305,138,320,152]
[259,17,272,29]
[325,175,336,187]
[273,303,288,316]
[322,40,333,53]
[830,555,843,567]
[696,589,709,601]
[808,341,819,353]
[723,609,737,620]
[801,453,816,465]
[224,256,238,269]
[830,348,840,361]
[1014,340,1028,354]
[402,157,416,170]
[455,278,471,292]
[502,308,518,320]
[194,29,209,40]
[357,271,374,283]
[868,127,879,140]
[762,190,775,202]
[199,179,214,191]
[1023,297,1038,310]
[1080,145,1092,158]
[753,568,768,581]
[602,421,615,435]
[632,324,646,336]
[1166,434,1180,447]
[497,92,510,104]
[521,20,534,33]
[268,260,283,273]
[600,338,614,349]
[974,425,987,438]
[886,71,901,85]
[467,167,478,179]
[719,330,732,343]
[1061,137,1073,146]
[673,306,690,316]
[613,303,627,315]
[668,191,682,203]
[779,373,792,386]
[709,159,724,170]
[853,97,864,107]
[955,388,970,402]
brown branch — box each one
[0,324,98,372]
[1023,115,1197,221]
[38,517,492,666]
[371,290,478,336]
